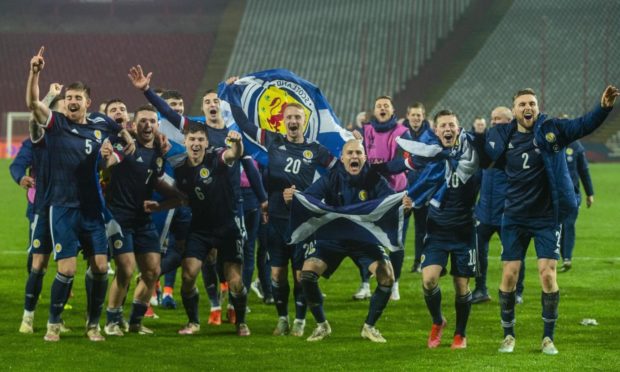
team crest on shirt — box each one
[566,148,574,156]
[358,190,368,201]
[545,132,556,143]
[94,130,102,140]
[114,240,123,249]
[32,239,41,249]
[54,243,62,253]
[200,168,210,179]
[303,150,314,160]
[156,157,163,168]
[421,254,426,264]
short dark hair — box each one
[184,120,208,137]
[513,88,537,102]
[374,95,393,104]
[433,109,457,123]
[104,98,125,115]
[203,89,217,97]
[407,102,426,114]
[66,81,91,99]
[49,94,65,110]
[161,90,183,101]
[133,104,157,118]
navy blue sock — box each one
[365,285,392,326]
[424,286,443,325]
[181,288,200,324]
[389,250,404,281]
[25,268,45,312]
[129,301,148,325]
[106,307,123,325]
[499,290,516,337]
[455,291,472,337]
[49,272,73,324]
[229,288,248,324]
[293,283,307,321]
[300,271,325,323]
[86,269,108,327]
[272,279,290,317]
[201,263,220,307]
[542,291,559,341]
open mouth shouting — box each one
[348,159,361,174]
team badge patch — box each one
[54,243,62,253]
[421,254,426,263]
[358,190,368,201]
[114,240,123,249]
[94,130,102,140]
[566,148,574,155]
[32,239,41,249]
[303,150,314,160]
[545,132,556,143]
[156,157,163,168]
[200,168,210,179]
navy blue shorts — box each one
[170,206,192,241]
[500,216,561,261]
[109,223,161,257]
[49,206,108,260]
[309,240,389,279]
[421,220,477,278]
[185,228,243,264]
[29,211,52,255]
[267,218,305,270]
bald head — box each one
[491,106,513,125]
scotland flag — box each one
[218,69,354,165]
[289,191,407,252]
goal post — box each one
[2,112,32,159]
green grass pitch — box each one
[0,160,618,371]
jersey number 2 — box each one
[521,153,530,169]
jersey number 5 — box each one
[85,139,93,154]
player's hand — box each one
[226,130,242,143]
[19,176,35,190]
[48,83,63,97]
[402,195,413,213]
[601,85,619,108]
[225,76,239,85]
[144,200,160,213]
[119,129,136,155]
[586,195,594,208]
[100,139,113,160]
[30,46,45,74]
[352,130,363,140]
[128,65,152,91]
[260,201,269,224]
[283,185,296,205]
[158,132,171,155]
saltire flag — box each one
[396,129,478,208]
[218,69,354,165]
[288,191,408,252]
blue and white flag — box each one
[218,69,354,165]
[397,129,479,208]
[289,191,407,252]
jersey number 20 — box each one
[285,157,301,174]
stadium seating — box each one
[432,0,620,129]
[225,0,473,123]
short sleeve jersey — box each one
[107,140,165,226]
[42,111,121,212]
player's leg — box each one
[300,243,331,342]
[560,207,578,272]
[472,222,495,303]
[178,256,203,334]
[268,219,292,335]
[255,221,273,303]
[201,249,221,324]
[131,252,161,334]
[498,220,530,352]
[451,276,471,349]
[105,232,136,336]
[45,206,79,342]
[292,240,311,335]
[411,205,428,272]
[450,234,476,349]
[351,256,372,300]
[533,222,561,355]
[362,248,394,343]
[421,225,449,348]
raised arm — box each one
[222,130,244,164]
[26,47,50,125]
[241,156,268,203]
[128,65,184,127]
